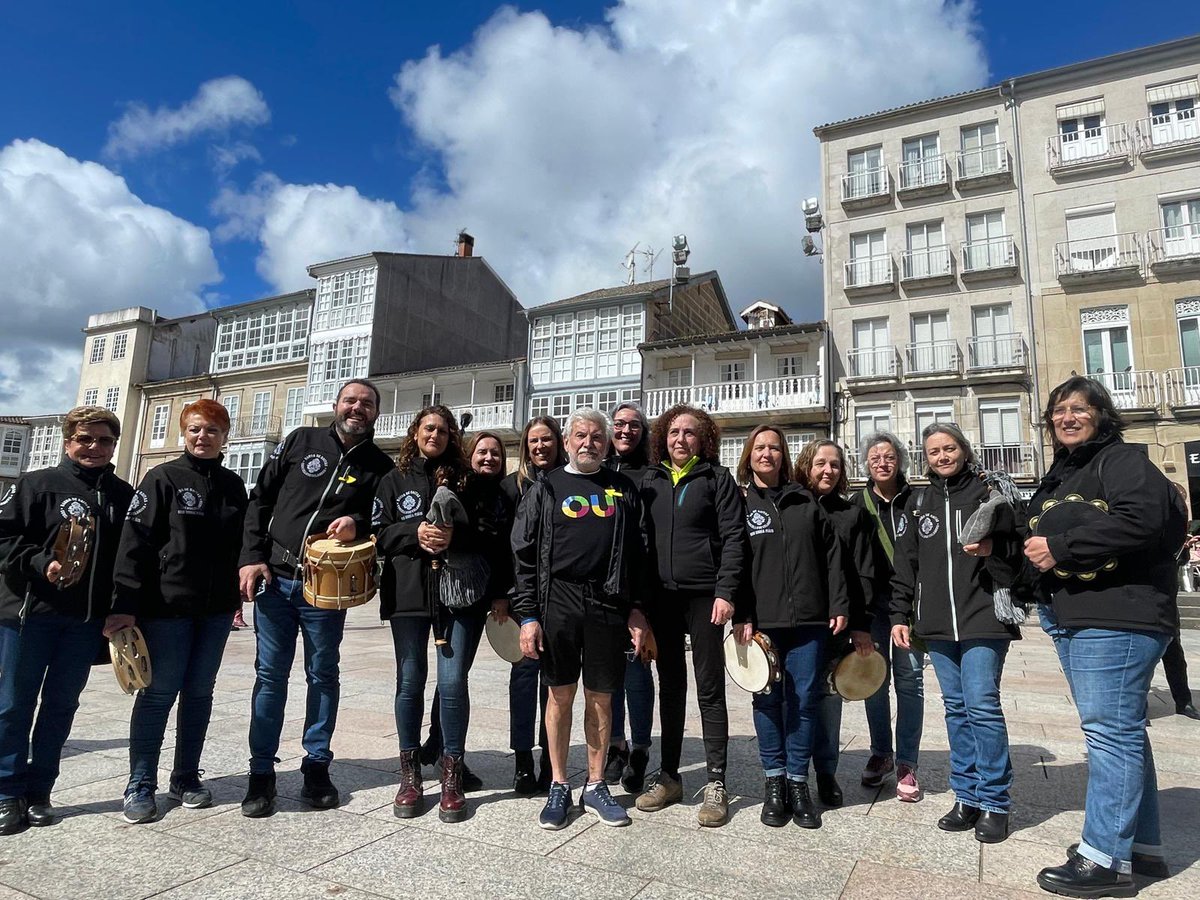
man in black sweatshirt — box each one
[0,406,133,834]
[512,408,648,831]
[237,380,395,818]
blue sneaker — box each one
[581,781,630,827]
[122,783,157,824]
[538,781,572,830]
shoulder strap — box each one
[861,487,894,564]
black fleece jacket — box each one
[0,459,134,622]
[890,468,1022,642]
[742,482,848,629]
[1025,434,1183,634]
[239,424,395,577]
[640,461,747,602]
[850,478,916,613]
[818,492,876,632]
[112,452,248,618]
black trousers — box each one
[653,591,728,782]
[1161,635,1193,709]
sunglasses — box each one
[70,434,117,448]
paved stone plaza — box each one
[1,607,1197,899]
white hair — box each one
[859,430,910,475]
[565,407,611,443]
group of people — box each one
[0,374,1190,898]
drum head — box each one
[832,649,887,701]
[1030,496,1115,577]
[723,632,771,694]
[485,612,524,664]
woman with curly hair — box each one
[794,439,875,810]
[374,405,475,823]
[497,415,564,793]
[637,404,747,827]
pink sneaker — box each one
[896,764,922,803]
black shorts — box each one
[541,580,630,693]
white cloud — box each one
[211,174,410,292]
[0,139,220,414]
[215,1,987,319]
[105,76,270,159]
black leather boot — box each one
[937,801,980,832]
[1069,842,1169,879]
[815,773,843,807]
[974,810,1009,843]
[788,779,822,829]
[241,772,276,818]
[760,775,789,827]
[0,798,27,835]
[513,750,538,795]
[25,793,54,828]
[622,747,650,794]
[300,761,339,809]
[1037,855,1136,898]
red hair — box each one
[180,399,231,433]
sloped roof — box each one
[533,271,719,312]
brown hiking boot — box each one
[393,749,423,818]
[697,780,729,828]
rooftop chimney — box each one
[456,230,475,258]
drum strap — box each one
[861,488,894,564]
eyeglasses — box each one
[867,454,897,466]
[1051,406,1094,420]
[613,421,642,431]
[69,434,116,448]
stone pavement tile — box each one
[166,798,401,872]
[364,783,603,855]
[0,888,35,899]
[314,827,648,900]
[981,836,1068,893]
[53,771,247,829]
[629,880,723,899]
[52,747,134,791]
[270,761,397,815]
[327,728,401,773]
[0,812,243,900]
[293,705,398,737]
[552,815,855,899]
[152,859,386,900]
[839,860,1044,899]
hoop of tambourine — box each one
[1029,494,1117,581]
[108,626,153,694]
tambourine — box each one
[484,611,524,664]
[1029,494,1116,580]
[109,626,152,695]
[830,648,887,701]
[52,514,94,589]
[723,631,782,694]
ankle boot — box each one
[974,810,1009,844]
[439,755,466,823]
[537,748,552,793]
[622,747,650,794]
[788,779,821,829]
[937,801,980,832]
[241,772,276,818]
[513,750,538,795]
[394,749,423,818]
[760,775,790,827]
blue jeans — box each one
[753,625,826,780]
[248,576,346,774]
[0,614,103,800]
[1039,607,1169,873]
[610,657,655,749]
[391,611,483,757]
[128,613,233,789]
[863,609,925,767]
[926,638,1012,813]
[509,656,548,752]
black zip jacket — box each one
[111,452,248,618]
[851,479,916,613]
[374,457,476,619]
[640,461,747,602]
[890,468,1021,642]
[463,472,515,602]
[818,493,876,633]
[239,424,395,577]
[743,483,848,629]
[604,454,649,482]
[511,466,646,622]
[0,459,134,622]
[1025,434,1183,634]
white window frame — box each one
[83,388,99,406]
[283,387,305,432]
[104,387,120,412]
[149,404,170,449]
[89,337,106,364]
[111,332,129,361]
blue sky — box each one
[1,1,1197,413]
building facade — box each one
[640,302,830,469]
[0,418,30,492]
[527,272,736,422]
[814,34,1200,493]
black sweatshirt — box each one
[640,461,747,602]
[1026,434,1184,634]
[743,482,848,629]
[112,452,248,618]
[890,468,1022,642]
[239,424,395,577]
[0,459,134,622]
[818,492,876,633]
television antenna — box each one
[639,246,663,281]
[622,242,640,284]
